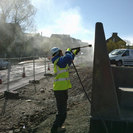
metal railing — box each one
[0,56,53,93]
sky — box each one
[31,0,133,44]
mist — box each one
[74,45,94,67]
[0,0,93,60]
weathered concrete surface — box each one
[112,66,133,88]
[111,66,133,108]
[118,87,133,108]
[91,22,121,120]
[89,118,133,133]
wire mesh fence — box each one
[0,56,53,93]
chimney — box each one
[112,32,118,37]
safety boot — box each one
[57,126,66,132]
[51,126,66,133]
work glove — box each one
[65,48,72,54]
[73,47,80,55]
[66,48,72,52]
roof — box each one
[106,32,126,44]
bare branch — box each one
[0,0,36,31]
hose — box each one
[72,62,91,103]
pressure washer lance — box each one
[71,44,92,50]
[71,44,92,103]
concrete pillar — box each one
[91,22,121,120]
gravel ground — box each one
[35,99,91,133]
[0,65,92,133]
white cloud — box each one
[31,0,53,8]
[55,9,82,34]
[123,35,133,44]
[39,8,94,41]
[31,0,94,43]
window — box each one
[111,49,126,55]
[122,50,129,56]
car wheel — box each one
[116,61,122,66]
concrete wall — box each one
[111,66,133,88]
[111,66,133,108]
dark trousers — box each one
[52,90,68,129]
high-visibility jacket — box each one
[53,57,72,91]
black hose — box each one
[72,62,91,103]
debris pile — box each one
[0,66,92,133]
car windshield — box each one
[111,49,126,55]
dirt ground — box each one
[0,65,92,133]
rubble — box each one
[0,66,92,133]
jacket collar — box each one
[51,55,60,63]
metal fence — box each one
[0,55,92,117]
[0,56,53,93]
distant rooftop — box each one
[106,32,126,44]
[50,34,70,38]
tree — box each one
[0,0,13,22]
[0,0,36,31]
[106,40,126,53]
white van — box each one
[109,49,133,66]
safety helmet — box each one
[50,47,60,56]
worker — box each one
[50,47,80,133]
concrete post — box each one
[91,22,121,120]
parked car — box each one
[0,59,9,69]
[109,49,133,66]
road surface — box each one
[0,58,53,92]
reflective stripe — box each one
[54,65,68,76]
[54,77,70,82]
[56,69,68,75]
